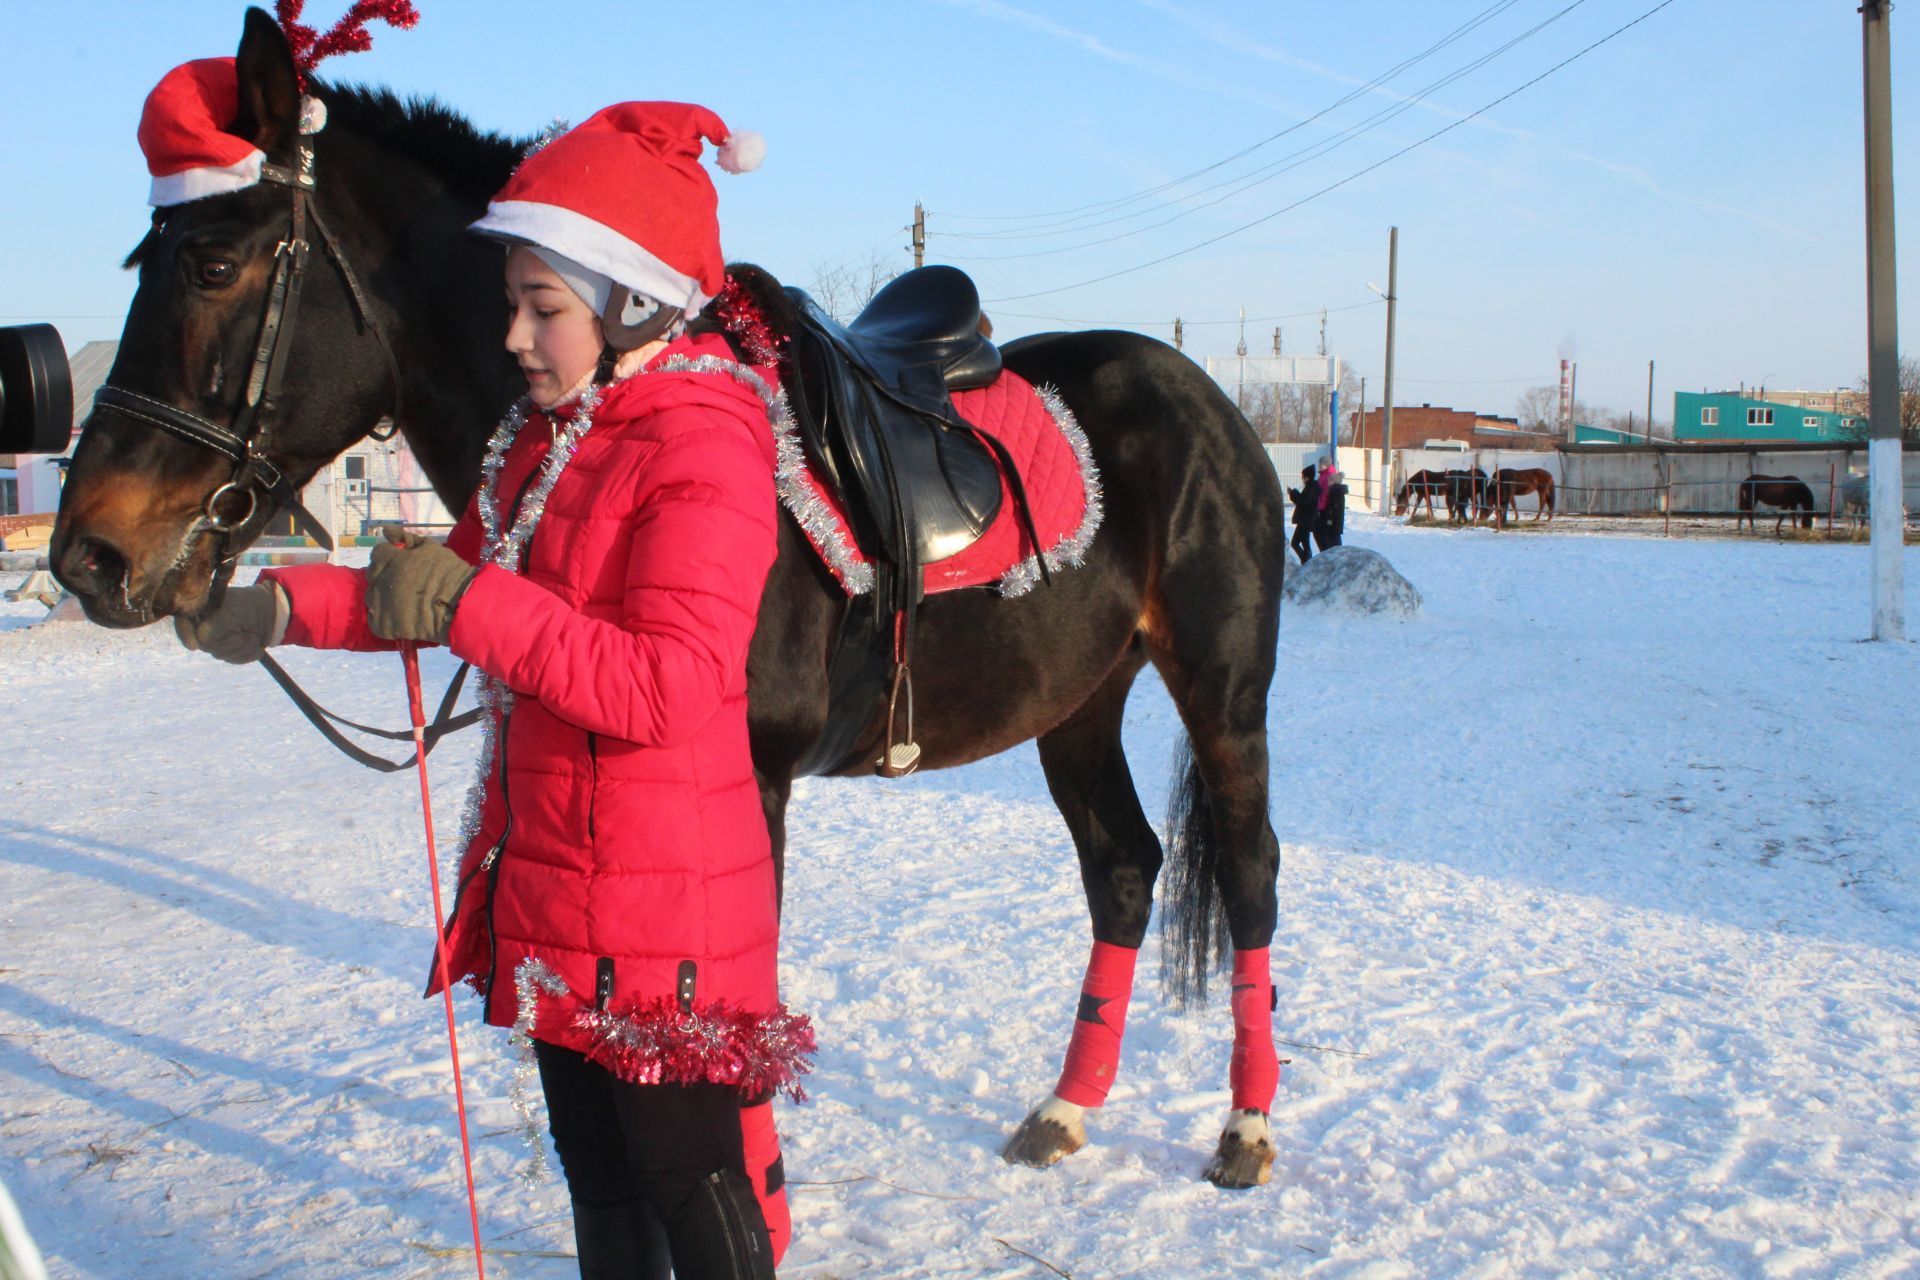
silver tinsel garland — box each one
[994,382,1105,598]
[754,369,1104,599]
[451,386,600,875]
[509,957,572,1183]
[640,352,885,590]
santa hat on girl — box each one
[470,102,762,321]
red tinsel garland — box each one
[713,275,788,369]
[276,0,421,87]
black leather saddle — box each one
[786,265,1004,568]
[783,266,1050,779]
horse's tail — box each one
[1160,734,1229,1008]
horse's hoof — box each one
[1001,1096,1087,1168]
[1203,1109,1274,1190]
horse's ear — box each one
[233,7,301,160]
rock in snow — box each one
[1283,544,1421,617]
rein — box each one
[259,650,481,772]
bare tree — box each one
[807,251,904,323]
[1848,355,1920,444]
[1514,385,1557,432]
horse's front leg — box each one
[1003,659,1160,1170]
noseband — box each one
[93,127,406,581]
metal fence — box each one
[1272,442,1920,524]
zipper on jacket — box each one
[478,465,543,1025]
[479,704,515,1024]
[585,731,598,842]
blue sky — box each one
[1,1,1913,424]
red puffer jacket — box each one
[261,332,812,1098]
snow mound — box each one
[1283,544,1421,617]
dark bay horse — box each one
[1445,467,1487,523]
[1395,469,1449,517]
[50,10,1287,1188]
[1487,467,1555,526]
[1737,474,1816,533]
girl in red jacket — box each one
[180,103,808,1280]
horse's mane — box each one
[316,81,528,203]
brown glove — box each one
[365,525,477,645]
[174,582,283,664]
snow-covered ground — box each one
[2,521,1917,1279]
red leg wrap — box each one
[1229,947,1280,1112]
[1053,941,1139,1108]
[738,1097,790,1266]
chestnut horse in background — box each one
[1487,467,1555,526]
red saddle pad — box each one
[774,368,1103,597]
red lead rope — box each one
[402,644,488,1279]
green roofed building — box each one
[1673,391,1864,443]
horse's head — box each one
[53,10,400,626]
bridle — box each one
[94,119,474,771]
[92,122,407,585]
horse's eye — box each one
[197,260,237,288]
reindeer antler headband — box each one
[275,0,421,88]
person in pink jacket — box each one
[179,103,806,1280]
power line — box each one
[985,298,1381,328]
[983,0,1682,304]
[1399,374,1554,386]
[931,0,1530,229]
[933,0,1587,256]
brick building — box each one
[1350,404,1561,452]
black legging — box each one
[1290,523,1314,563]
[537,1042,775,1279]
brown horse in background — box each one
[1737,474,1816,533]
[1487,468,1555,526]
[1395,469,1450,517]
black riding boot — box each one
[661,1168,777,1280]
[570,1198,672,1280]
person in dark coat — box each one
[1287,465,1319,563]
[1313,464,1349,551]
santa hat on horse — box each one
[135,2,420,207]
[470,103,764,330]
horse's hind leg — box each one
[1146,554,1285,1189]
[1003,652,1162,1169]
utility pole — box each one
[1862,0,1905,639]
[1328,357,1341,468]
[911,202,925,269]
[1272,327,1281,356]
[1235,307,1247,417]
[1378,226,1399,515]
[1646,359,1656,443]
[1172,317,1183,352]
